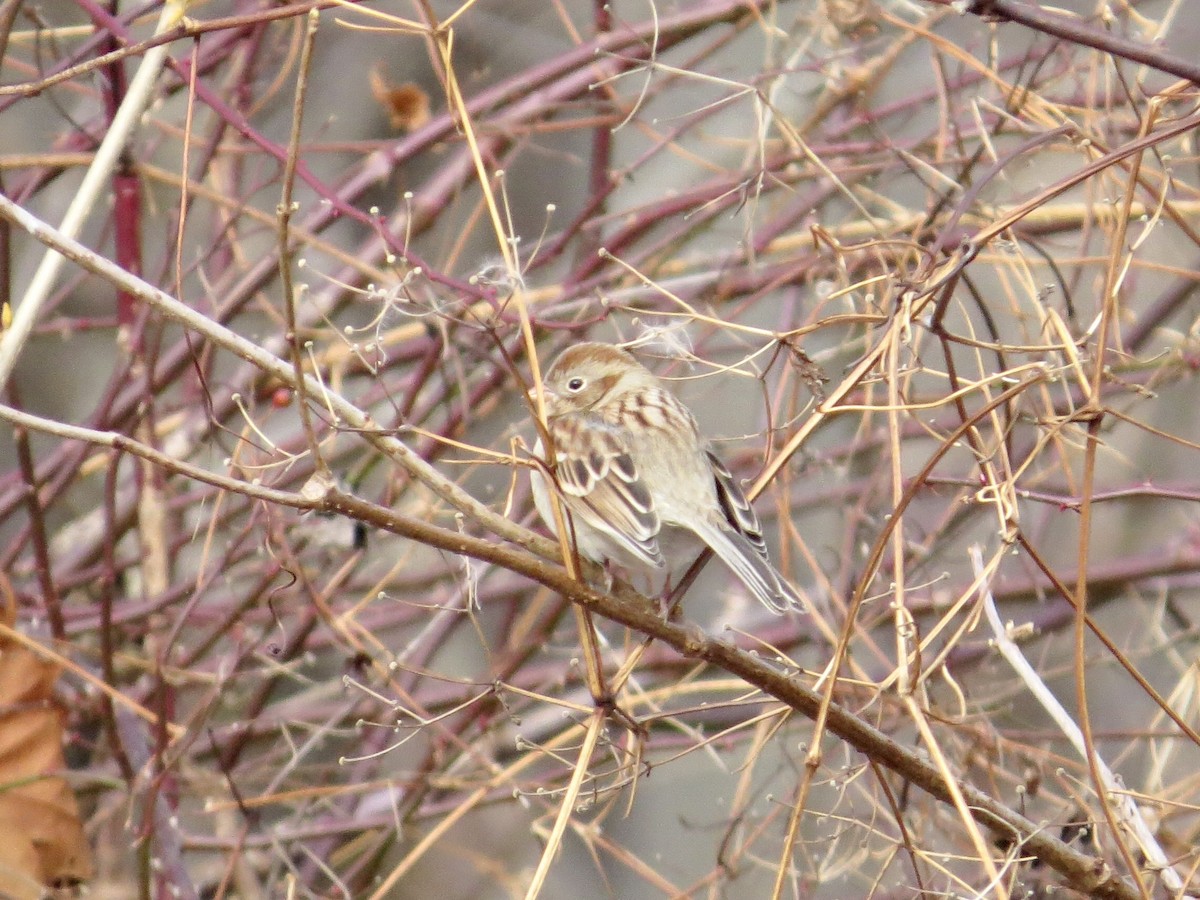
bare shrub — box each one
[1,0,1198,897]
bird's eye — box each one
[566,377,585,392]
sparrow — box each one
[530,342,803,614]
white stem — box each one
[971,547,1181,893]
[0,0,189,391]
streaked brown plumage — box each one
[530,342,803,614]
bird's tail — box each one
[695,522,805,615]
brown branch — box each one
[930,0,1200,84]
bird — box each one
[529,341,804,614]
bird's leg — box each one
[599,561,619,594]
[656,588,670,619]
[658,576,685,621]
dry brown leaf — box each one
[369,68,431,132]
[0,583,92,895]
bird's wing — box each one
[549,414,664,568]
[707,450,769,561]
[703,450,806,614]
